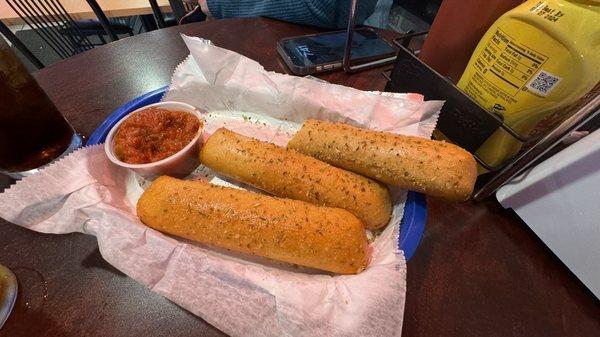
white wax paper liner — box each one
[0,36,443,337]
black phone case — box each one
[277,28,396,76]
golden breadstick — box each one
[287,119,477,201]
[199,128,392,229]
[137,176,369,274]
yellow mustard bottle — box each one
[457,0,600,171]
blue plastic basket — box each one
[87,86,427,260]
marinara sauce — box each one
[114,108,200,164]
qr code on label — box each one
[527,70,561,96]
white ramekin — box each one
[104,101,204,178]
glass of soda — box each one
[0,37,82,178]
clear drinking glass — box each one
[0,37,82,178]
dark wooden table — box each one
[1,17,598,337]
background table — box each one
[0,17,598,337]
[0,0,171,26]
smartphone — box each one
[277,28,397,75]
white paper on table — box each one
[0,35,443,337]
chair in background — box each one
[64,16,134,45]
[0,19,44,69]
[6,0,133,63]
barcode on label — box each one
[530,1,547,13]
[527,70,561,96]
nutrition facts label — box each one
[468,28,548,99]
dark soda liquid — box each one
[0,40,74,172]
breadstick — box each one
[137,176,369,274]
[287,119,477,201]
[199,128,392,229]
